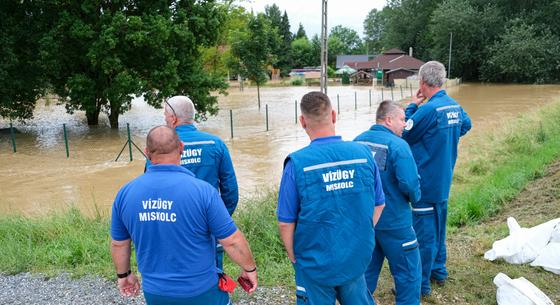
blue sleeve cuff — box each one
[214,223,238,240]
[277,216,297,223]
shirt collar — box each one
[428,89,446,102]
[310,135,343,145]
[370,124,396,135]
[176,124,197,132]
[146,164,194,176]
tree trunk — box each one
[85,107,100,126]
[109,102,119,129]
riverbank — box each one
[1,100,560,303]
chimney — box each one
[409,47,413,57]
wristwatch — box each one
[117,269,131,279]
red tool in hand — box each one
[237,276,253,292]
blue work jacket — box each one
[402,90,471,203]
[355,125,421,230]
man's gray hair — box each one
[419,61,447,88]
[376,100,401,122]
[165,95,196,123]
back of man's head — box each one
[300,91,332,124]
[376,100,401,123]
[419,61,446,88]
[146,126,181,158]
[166,95,196,123]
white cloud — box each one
[238,0,387,38]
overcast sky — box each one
[238,0,387,38]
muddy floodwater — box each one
[1,83,559,216]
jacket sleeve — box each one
[218,142,239,215]
[393,144,421,204]
[405,103,418,121]
[460,108,472,137]
[402,105,435,146]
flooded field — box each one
[1,83,559,216]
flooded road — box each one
[1,83,559,216]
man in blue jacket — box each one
[111,126,257,304]
[402,61,472,296]
[147,95,239,270]
[277,91,385,305]
[354,101,422,304]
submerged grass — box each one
[1,100,560,293]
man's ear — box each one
[177,140,184,154]
[299,115,306,129]
[144,147,151,160]
[331,109,337,124]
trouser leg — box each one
[412,202,437,295]
[143,284,230,305]
[431,201,448,281]
[293,264,336,305]
[382,227,422,305]
[364,236,385,294]
[336,275,375,305]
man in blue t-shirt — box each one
[278,91,385,305]
[111,126,257,305]
[147,95,238,270]
[355,101,422,305]
[402,61,472,296]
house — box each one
[344,48,425,86]
[335,55,370,69]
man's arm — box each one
[219,230,258,293]
[373,205,384,226]
[372,160,385,226]
[278,222,296,263]
[394,145,421,204]
[460,108,472,137]
[110,239,140,297]
[218,143,239,215]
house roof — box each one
[344,49,425,71]
[336,55,369,69]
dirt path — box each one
[374,160,560,305]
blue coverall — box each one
[355,125,422,305]
[402,90,472,295]
[278,136,385,305]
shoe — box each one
[430,277,445,286]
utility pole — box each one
[448,32,453,79]
[320,0,328,94]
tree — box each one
[295,23,307,40]
[291,38,314,68]
[363,8,386,55]
[0,0,47,121]
[481,19,560,83]
[328,25,364,67]
[230,13,280,106]
[309,34,322,66]
[264,5,293,77]
[40,0,227,128]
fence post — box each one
[265,104,269,131]
[230,109,234,139]
[127,123,133,162]
[295,100,298,124]
[337,94,340,114]
[381,88,384,101]
[391,87,394,101]
[369,89,372,107]
[63,123,69,158]
[410,84,413,97]
[354,91,357,110]
[400,86,403,100]
[9,122,16,153]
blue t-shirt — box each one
[355,125,421,230]
[111,164,237,298]
[402,90,471,202]
[277,136,385,223]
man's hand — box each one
[412,88,426,106]
[239,270,258,294]
[117,273,140,297]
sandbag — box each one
[494,273,554,305]
[484,217,560,264]
[530,224,560,274]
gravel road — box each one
[0,273,293,305]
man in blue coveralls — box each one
[402,61,472,296]
[147,95,239,270]
[354,101,422,304]
[277,91,386,305]
[111,126,257,305]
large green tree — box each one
[0,0,47,121]
[264,4,293,77]
[363,8,386,55]
[230,13,280,106]
[290,37,314,68]
[40,0,227,128]
[328,25,364,67]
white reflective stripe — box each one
[412,207,434,212]
[216,244,223,249]
[296,286,306,292]
[183,140,216,146]
[355,141,388,150]
[436,105,460,112]
[402,239,418,247]
[303,158,368,172]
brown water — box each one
[1,83,559,216]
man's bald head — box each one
[146,126,182,163]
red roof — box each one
[344,51,425,71]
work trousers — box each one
[144,284,230,305]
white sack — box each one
[484,217,560,264]
[494,273,555,305]
[530,224,560,274]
